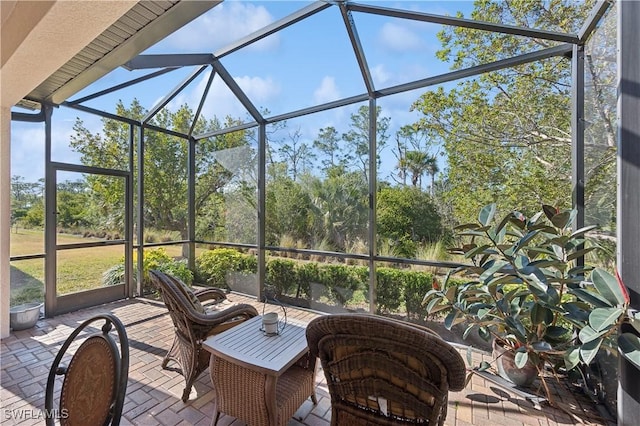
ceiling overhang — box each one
[17,0,221,110]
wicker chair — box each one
[148,270,259,402]
[45,313,129,426]
[306,314,467,425]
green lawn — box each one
[10,229,183,305]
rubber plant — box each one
[423,204,630,404]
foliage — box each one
[266,258,298,296]
[196,248,252,288]
[424,204,629,398]
[102,264,125,287]
[342,105,390,179]
[377,186,443,251]
[265,176,314,246]
[318,264,362,305]
[411,0,600,224]
[302,170,369,252]
[69,101,252,246]
[376,268,406,314]
[10,285,44,307]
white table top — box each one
[202,314,309,376]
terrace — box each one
[2,0,639,424]
[1,294,610,426]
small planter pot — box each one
[492,339,539,387]
[10,303,43,331]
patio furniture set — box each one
[45,270,466,425]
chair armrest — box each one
[192,303,259,326]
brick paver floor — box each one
[1,294,614,425]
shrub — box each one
[403,270,434,320]
[266,258,297,296]
[318,264,363,305]
[196,248,249,288]
[296,262,320,300]
[376,268,404,314]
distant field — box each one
[10,229,183,304]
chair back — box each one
[45,314,129,426]
[306,314,466,426]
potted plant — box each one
[423,204,629,403]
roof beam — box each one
[376,43,573,98]
[123,54,214,70]
[143,65,209,123]
[212,59,264,124]
[578,0,612,43]
[339,2,375,95]
[347,2,579,44]
[215,1,331,59]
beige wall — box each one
[0,0,137,339]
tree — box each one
[377,186,443,246]
[313,126,347,176]
[277,127,316,181]
[393,125,441,192]
[411,0,600,223]
[302,170,369,251]
[69,100,251,247]
[342,105,390,180]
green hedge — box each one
[194,248,454,317]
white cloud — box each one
[157,2,279,53]
[371,64,391,87]
[378,22,425,52]
[167,73,280,121]
[313,76,341,104]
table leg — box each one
[209,354,220,426]
[265,375,278,425]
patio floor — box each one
[1,293,613,426]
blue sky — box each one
[11,0,476,184]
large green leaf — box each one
[580,338,603,364]
[543,326,572,343]
[589,307,625,332]
[564,346,580,370]
[479,260,508,283]
[514,351,529,369]
[578,325,607,343]
[591,268,627,307]
[618,333,640,369]
[569,225,598,239]
[566,247,597,262]
[478,203,496,227]
[569,288,613,308]
[464,244,491,259]
[531,304,553,325]
[542,205,558,221]
[551,209,575,229]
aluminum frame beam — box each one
[123,54,214,70]
[339,2,375,95]
[377,43,573,98]
[215,1,331,59]
[189,68,217,137]
[578,0,612,43]
[347,2,579,44]
[212,59,264,124]
[69,68,178,105]
[143,64,209,123]
[617,1,640,421]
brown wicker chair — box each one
[149,270,258,402]
[45,313,129,426]
[306,314,467,425]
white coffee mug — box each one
[263,312,279,335]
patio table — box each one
[202,314,317,426]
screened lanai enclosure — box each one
[9,0,640,421]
